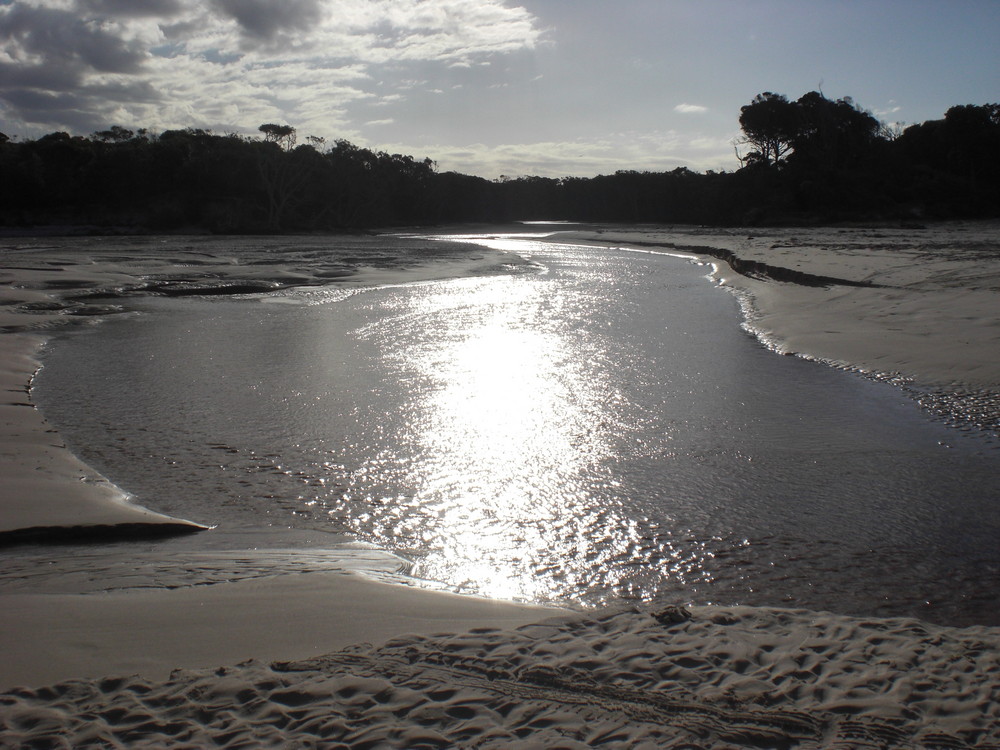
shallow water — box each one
[33,234,1000,624]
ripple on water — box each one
[28,237,1000,626]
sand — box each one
[556,221,1000,390]
[0,570,563,689]
[2,225,999,748]
[0,332,207,538]
[4,605,1000,747]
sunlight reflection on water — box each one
[351,274,639,601]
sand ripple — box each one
[4,606,999,748]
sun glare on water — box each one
[360,273,629,601]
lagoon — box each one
[28,231,1000,624]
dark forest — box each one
[1,91,998,233]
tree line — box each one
[0,92,997,233]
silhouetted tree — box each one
[2,94,999,232]
[894,103,1000,217]
[92,126,135,143]
[788,92,883,170]
[737,92,799,166]
[940,104,1000,184]
[258,123,297,151]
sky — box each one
[0,0,997,178]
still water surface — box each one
[35,235,1000,623]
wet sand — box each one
[556,221,1000,389]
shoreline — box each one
[0,332,206,540]
[552,221,1000,390]
[0,233,528,541]
[549,222,1000,436]
[0,570,565,688]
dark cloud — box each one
[79,0,185,18]
[211,0,324,41]
[0,87,101,133]
[159,18,203,43]
[0,0,545,142]
[85,77,161,105]
[0,75,161,133]
[0,3,165,133]
[1,87,86,113]
[0,60,83,91]
[0,5,146,75]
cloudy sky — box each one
[1,0,997,178]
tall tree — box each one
[941,104,1000,184]
[258,123,297,151]
[737,92,799,166]
[789,92,883,170]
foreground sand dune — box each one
[3,604,999,748]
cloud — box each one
[380,130,737,179]
[0,4,146,75]
[80,0,185,18]
[0,0,542,138]
[210,0,325,43]
[874,100,902,117]
[674,103,708,114]
[688,135,732,151]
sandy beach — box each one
[2,224,999,747]
[557,222,1000,389]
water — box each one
[31,234,1000,624]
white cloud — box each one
[674,103,708,114]
[688,134,735,151]
[376,130,738,179]
[0,0,543,137]
[874,100,902,117]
